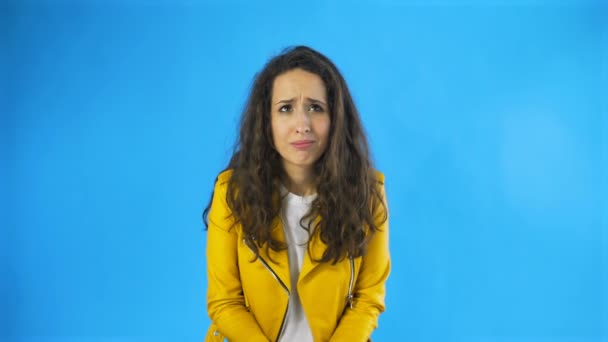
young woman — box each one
[203,46,390,342]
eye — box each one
[308,104,325,112]
[278,104,292,113]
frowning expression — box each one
[271,68,331,173]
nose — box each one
[295,106,311,134]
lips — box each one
[291,140,315,150]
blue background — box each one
[1,0,607,341]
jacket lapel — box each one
[264,217,292,291]
[299,216,328,282]
[265,215,331,288]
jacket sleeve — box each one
[329,183,391,342]
[206,177,270,342]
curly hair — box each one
[203,46,387,264]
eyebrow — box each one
[274,97,327,106]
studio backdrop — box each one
[2,0,606,341]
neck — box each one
[282,164,316,196]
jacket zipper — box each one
[347,256,355,309]
[244,239,290,342]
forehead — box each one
[271,69,327,100]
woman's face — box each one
[271,68,331,174]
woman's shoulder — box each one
[208,169,236,229]
[210,169,234,198]
[216,168,234,185]
[373,169,385,185]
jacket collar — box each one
[265,216,328,291]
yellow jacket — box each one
[205,169,390,342]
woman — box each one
[203,46,390,342]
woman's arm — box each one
[206,178,270,342]
[329,183,391,342]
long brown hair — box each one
[203,46,387,264]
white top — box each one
[278,186,315,342]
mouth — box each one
[291,140,315,150]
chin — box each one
[288,159,316,168]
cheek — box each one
[316,117,331,143]
[271,117,288,143]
